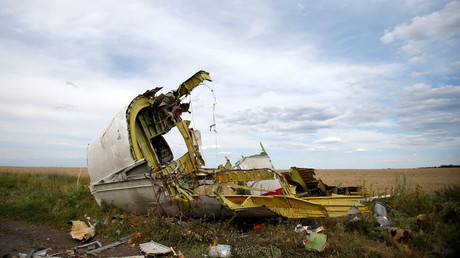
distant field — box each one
[315,168,460,193]
[1,166,459,194]
[0,166,89,178]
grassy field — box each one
[0,166,89,178]
[1,167,460,256]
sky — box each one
[0,0,459,169]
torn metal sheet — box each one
[86,234,135,255]
[87,70,369,219]
[347,204,362,215]
[75,241,102,252]
[374,202,396,227]
[236,150,282,196]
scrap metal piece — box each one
[75,241,102,252]
[30,248,53,257]
[374,202,396,227]
[347,204,362,215]
[139,240,174,256]
[86,234,135,255]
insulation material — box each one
[69,220,95,241]
[139,241,174,256]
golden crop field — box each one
[0,166,89,178]
[315,167,460,193]
[1,166,459,194]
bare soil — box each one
[0,217,143,257]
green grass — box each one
[1,171,459,257]
[0,172,127,228]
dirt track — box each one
[0,217,142,257]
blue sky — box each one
[0,0,459,169]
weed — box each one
[1,171,459,256]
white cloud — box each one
[395,83,460,134]
[268,142,337,152]
[381,1,460,55]
[314,137,345,144]
[409,71,430,77]
[408,54,425,63]
[346,148,369,153]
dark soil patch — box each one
[0,217,143,257]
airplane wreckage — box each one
[87,71,368,219]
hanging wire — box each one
[188,83,219,166]
[147,173,172,229]
[202,83,219,166]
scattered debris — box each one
[139,240,175,256]
[365,194,391,202]
[209,244,232,257]
[68,220,95,241]
[347,204,362,215]
[295,224,328,252]
[75,241,102,252]
[253,224,263,231]
[373,203,411,246]
[18,248,69,258]
[373,202,396,227]
[304,232,328,252]
[348,216,362,223]
[294,224,310,233]
[86,234,135,255]
[384,227,410,244]
[294,224,324,234]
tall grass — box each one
[0,172,124,228]
[373,172,460,254]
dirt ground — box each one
[0,217,143,257]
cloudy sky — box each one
[0,0,459,169]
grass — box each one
[1,171,459,257]
[0,172,122,227]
